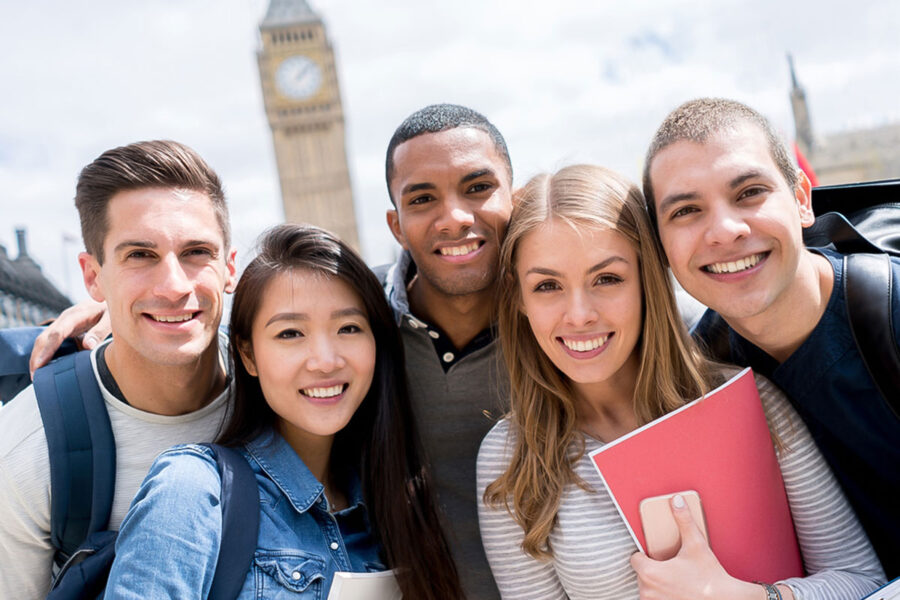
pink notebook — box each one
[589,367,803,582]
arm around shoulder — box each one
[755,376,886,598]
[105,445,227,600]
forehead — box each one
[649,123,780,199]
[518,220,635,270]
[104,187,225,248]
[389,127,509,192]
[256,270,365,316]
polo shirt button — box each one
[428,330,439,339]
[442,352,455,363]
[330,542,339,550]
[292,571,301,580]
[408,319,420,328]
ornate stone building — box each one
[789,55,900,186]
[0,228,71,328]
[257,0,360,249]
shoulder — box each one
[134,444,223,505]
[477,418,515,473]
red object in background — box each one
[794,142,820,187]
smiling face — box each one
[386,127,513,298]
[80,187,236,369]
[649,122,814,323]
[239,270,376,446]
[516,220,642,400]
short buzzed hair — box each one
[642,98,799,225]
[385,103,512,205]
[75,140,230,263]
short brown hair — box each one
[75,140,230,262]
[642,98,799,226]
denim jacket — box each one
[106,428,385,599]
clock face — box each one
[275,55,323,100]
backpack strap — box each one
[202,443,260,600]
[844,253,900,417]
[33,350,116,565]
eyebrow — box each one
[400,168,497,198]
[264,307,367,327]
[400,181,436,196]
[658,169,768,215]
[113,239,217,254]
[460,168,495,184]
[525,255,628,277]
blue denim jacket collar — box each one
[243,428,365,515]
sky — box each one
[1,0,898,303]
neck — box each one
[104,340,225,416]
[727,251,834,363]
[408,276,496,350]
[278,424,346,511]
[573,354,641,443]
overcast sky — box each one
[2,0,898,303]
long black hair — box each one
[218,224,463,599]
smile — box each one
[703,253,766,274]
[560,334,610,352]
[301,384,347,398]
[149,312,197,323]
[438,241,481,257]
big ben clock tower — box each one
[257,0,360,249]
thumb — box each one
[670,494,706,551]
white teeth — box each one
[151,313,194,323]
[562,335,609,352]
[302,385,343,398]
[439,242,480,256]
[706,253,764,274]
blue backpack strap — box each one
[202,443,260,600]
[844,253,900,416]
[0,326,78,404]
[33,350,116,564]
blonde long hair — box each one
[484,165,717,559]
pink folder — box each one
[589,367,803,582]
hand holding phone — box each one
[639,490,708,560]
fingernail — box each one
[672,494,686,509]
[84,335,97,349]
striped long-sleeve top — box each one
[476,373,886,599]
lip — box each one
[433,238,486,263]
[142,311,201,330]
[556,333,613,360]
[700,251,769,282]
[299,381,349,406]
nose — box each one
[154,253,193,301]
[564,288,598,328]
[703,202,751,246]
[434,193,475,235]
[306,335,347,374]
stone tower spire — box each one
[788,54,815,156]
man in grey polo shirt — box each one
[382,104,513,599]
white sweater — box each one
[477,374,886,599]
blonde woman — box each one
[476,165,884,599]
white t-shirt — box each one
[0,335,232,599]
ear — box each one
[79,252,106,303]
[386,209,408,249]
[223,246,238,294]
[794,170,815,228]
[237,340,258,377]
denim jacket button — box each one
[291,571,301,581]
[330,542,339,550]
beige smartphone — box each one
[639,490,708,560]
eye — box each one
[466,182,493,194]
[408,194,433,206]
[594,273,623,286]
[737,186,765,201]
[185,247,214,257]
[126,250,154,260]
[338,323,364,334]
[533,280,560,293]
[670,205,698,220]
[276,328,304,339]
